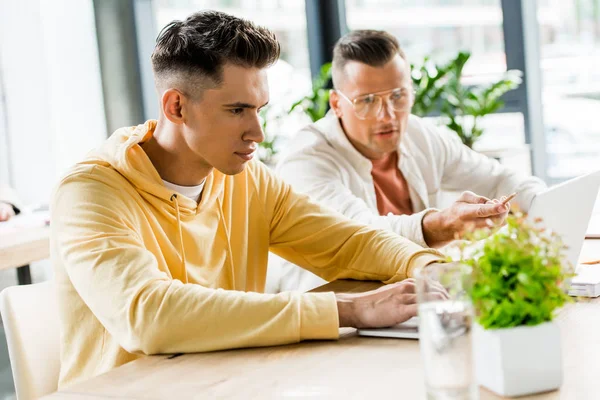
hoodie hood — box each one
[82,120,223,220]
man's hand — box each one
[422,191,510,248]
[336,278,447,328]
[0,202,15,222]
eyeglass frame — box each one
[335,87,416,120]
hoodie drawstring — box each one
[170,194,189,283]
[216,197,236,287]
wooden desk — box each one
[0,215,50,284]
[44,241,600,400]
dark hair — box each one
[332,30,406,88]
[151,10,280,86]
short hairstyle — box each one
[332,30,406,88]
[151,10,280,95]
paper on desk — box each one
[568,264,600,297]
[0,211,50,235]
[586,213,600,239]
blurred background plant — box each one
[288,63,332,122]
[410,54,456,117]
[258,104,281,165]
[439,52,522,149]
[412,51,522,149]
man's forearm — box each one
[422,210,453,248]
[336,293,356,327]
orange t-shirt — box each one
[371,151,414,216]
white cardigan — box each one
[267,111,546,292]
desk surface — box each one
[44,241,600,400]
[0,214,50,270]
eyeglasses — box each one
[336,87,415,120]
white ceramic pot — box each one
[473,321,562,397]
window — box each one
[0,68,10,185]
[345,0,507,83]
[538,0,600,182]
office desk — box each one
[0,214,50,284]
[44,240,600,399]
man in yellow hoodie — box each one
[50,11,484,388]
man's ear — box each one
[329,90,343,118]
[161,89,186,124]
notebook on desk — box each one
[357,317,419,339]
[586,213,600,239]
[569,266,600,298]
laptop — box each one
[357,170,600,338]
[584,190,600,238]
[527,170,600,268]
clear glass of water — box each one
[415,262,477,400]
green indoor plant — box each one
[258,63,332,165]
[450,211,573,397]
[257,105,280,165]
[289,62,332,122]
[454,212,574,328]
[411,51,523,149]
[440,52,522,149]
[410,53,460,117]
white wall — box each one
[0,0,107,205]
[0,67,11,186]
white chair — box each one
[0,281,60,400]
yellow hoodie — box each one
[51,120,442,388]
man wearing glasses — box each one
[272,30,546,292]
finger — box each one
[469,203,509,218]
[488,216,504,226]
[396,280,416,294]
[375,279,415,295]
[494,216,508,227]
[501,192,518,205]
[398,293,418,305]
[428,280,450,299]
[473,217,498,229]
[458,191,489,204]
[492,210,510,226]
[398,303,418,320]
[429,292,449,302]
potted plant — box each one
[289,63,332,122]
[410,53,460,117]
[440,52,522,149]
[258,104,280,166]
[451,211,574,397]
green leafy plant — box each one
[410,54,459,117]
[258,105,279,165]
[289,63,332,122]
[440,52,522,148]
[451,211,574,330]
